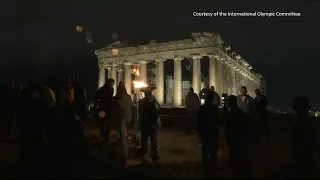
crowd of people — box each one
[94,78,161,164]
[0,77,315,178]
[0,77,88,177]
[186,85,314,178]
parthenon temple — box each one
[94,32,262,107]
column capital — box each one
[124,62,132,66]
[216,57,223,62]
[173,57,183,62]
[155,57,166,62]
[110,63,117,67]
[139,60,148,64]
[117,69,123,72]
[191,55,202,60]
[98,63,105,68]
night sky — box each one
[1,0,320,111]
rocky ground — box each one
[1,111,320,178]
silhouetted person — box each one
[71,76,87,147]
[198,91,220,177]
[2,80,17,138]
[118,81,125,86]
[41,79,56,109]
[16,81,46,178]
[237,86,255,140]
[138,87,160,163]
[199,88,208,100]
[291,96,314,177]
[46,82,81,178]
[94,78,115,143]
[71,76,87,122]
[210,86,221,108]
[114,85,132,164]
[254,88,269,142]
[226,95,252,178]
[237,86,255,118]
[186,87,200,133]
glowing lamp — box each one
[76,25,83,32]
[133,81,148,89]
[112,48,119,56]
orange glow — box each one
[76,25,83,32]
[130,65,140,76]
[112,48,119,56]
[133,81,148,89]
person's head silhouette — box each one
[240,86,247,96]
[292,96,310,115]
[227,95,238,109]
[205,91,214,104]
[189,87,194,93]
[255,88,262,96]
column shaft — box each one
[217,61,223,95]
[156,59,165,105]
[111,65,117,96]
[231,68,237,95]
[209,56,218,89]
[139,61,147,84]
[222,63,228,94]
[117,70,124,85]
[192,56,201,96]
[124,64,132,95]
[107,68,111,78]
[98,67,105,89]
[226,65,232,95]
[173,58,182,106]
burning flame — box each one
[133,81,148,89]
[130,65,140,76]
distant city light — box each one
[76,25,83,32]
[87,32,92,44]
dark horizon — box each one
[1,0,320,111]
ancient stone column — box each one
[98,67,105,89]
[192,56,201,96]
[217,59,223,95]
[226,65,232,95]
[124,63,132,95]
[156,59,165,105]
[107,67,111,78]
[231,67,237,95]
[173,57,182,107]
[222,62,228,94]
[117,69,124,85]
[111,64,117,96]
[139,60,148,84]
[209,56,218,90]
[135,73,141,101]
